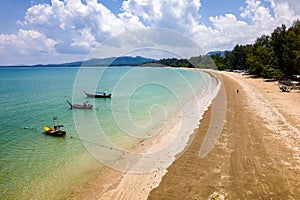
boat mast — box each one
[53,116,57,127]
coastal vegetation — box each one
[154,55,215,69]
[155,58,194,68]
[152,20,300,80]
[211,20,300,79]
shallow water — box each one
[0,66,218,199]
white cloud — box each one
[241,0,274,24]
[268,0,300,26]
[239,0,299,28]
[210,14,248,32]
[201,14,253,50]
[119,0,280,51]
[202,0,300,51]
[121,0,163,23]
[1,0,300,65]
[271,0,300,18]
[121,0,201,30]
[19,0,145,53]
[118,12,145,31]
[0,29,56,56]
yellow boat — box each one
[43,125,66,137]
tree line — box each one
[153,20,300,80]
[154,55,216,69]
[211,20,300,79]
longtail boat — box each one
[43,116,66,137]
[43,125,66,137]
[66,99,93,109]
[84,91,111,98]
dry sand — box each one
[68,71,300,199]
[149,72,300,199]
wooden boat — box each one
[43,116,66,137]
[84,91,111,98]
[66,99,93,109]
[43,125,66,137]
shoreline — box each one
[67,69,220,199]
[149,71,300,199]
[68,70,300,199]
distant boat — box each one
[84,91,111,98]
[43,116,66,137]
[66,99,93,109]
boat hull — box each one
[66,100,93,109]
[84,91,111,98]
[43,125,66,137]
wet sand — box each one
[149,72,300,199]
[68,71,300,199]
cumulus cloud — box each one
[268,0,300,25]
[107,0,300,52]
[241,0,274,24]
[121,0,201,31]
[202,0,300,51]
[1,0,300,65]
[0,29,59,65]
[271,0,300,18]
[0,29,56,56]
[203,14,250,50]
[19,0,144,53]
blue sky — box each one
[0,0,299,65]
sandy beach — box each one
[68,71,300,199]
[149,72,300,199]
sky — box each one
[0,0,299,65]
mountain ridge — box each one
[0,56,157,67]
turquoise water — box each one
[0,67,218,199]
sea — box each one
[0,66,220,199]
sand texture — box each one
[148,72,300,199]
[68,71,300,199]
